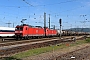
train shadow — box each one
[0,57,21,60]
[4,38,16,40]
[0,38,17,42]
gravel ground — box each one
[83,55,90,60]
[22,43,90,60]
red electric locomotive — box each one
[15,24,57,40]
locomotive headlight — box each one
[20,31,22,33]
[15,31,22,33]
[15,31,18,33]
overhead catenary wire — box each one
[0,0,90,28]
[0,0,87,17]
[22,0,34,7]
[34,0,78,6]
[0,0,79,7]
[21,0,78,7]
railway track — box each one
[0,36,86,57]
[0,39,62,57]
[0,36,85,47]
[0,37,59,47]
[52,46,90,60]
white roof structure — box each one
[0,27,15,37]
[0,27,15,30]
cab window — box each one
[15,27,23,30]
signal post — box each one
[59,19,62,39]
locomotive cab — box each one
[15,26,23,38]
[15,24,29,39]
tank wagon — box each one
[15,24,57,40]
[56,29,90,36]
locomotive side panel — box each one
[23,26,29,37]
[46,28,49,36]
[28,27,33,36]
[53,30,57,36]
[38,28,44,36]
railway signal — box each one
[59,19,62,39]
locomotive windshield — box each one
[15,27,23,30]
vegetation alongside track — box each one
[86,38,90,43]
[1,38,90,60]
[11,38,89,59]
